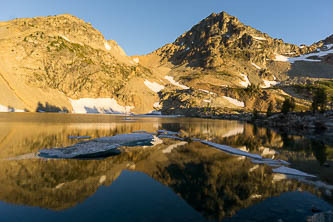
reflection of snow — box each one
[70,98,133,114]
[163,141,187,153]
[144,80,165,93]
[220,125,244,138]
[164,76,189,89]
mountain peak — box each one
[153,11,300,69]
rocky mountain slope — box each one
[0,14,161,114]
[0,12,332,115]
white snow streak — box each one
[275,47,333,63]
[253,36,266,41]
[70,98,133,114]
[239,73,251,87]
[222,96,245,107]
[164,76,189,89]
[251,62,261,69]
[199,89,216,95]
[261,79,279,88]
[104,42,111,51]
[144,80,165,93]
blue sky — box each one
[1,0,332,55]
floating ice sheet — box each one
[68,136,91,139]
[200,140,262,159]
[157,130,179,135]
[272,166,316,178]
[39,133,155,159]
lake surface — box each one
[0,113,332,222]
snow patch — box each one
[239,73,251,87]
[288,48,333,63]
[144,80,165,93]
[251,62,261,69]
[275,48,333,63]
[253,36,266,41]
[99,175,106,184]
[199,89,216,95]
[60,35,71,42]
[324,44,333,49]
[163,141,188,154]
[261,79,279,88]
[274,53,289,62]
[0,104,25,112]
[104,42,111,51]
[222,96,245,107]
[70,98,133,114]
[133,57,139,63]
[164,76,189,89]
[153,102,161,109]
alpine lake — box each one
[0,112,332,222]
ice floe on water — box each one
[158,134,185,141]
[272,166,316,178]
[68,136,91,140]
[200,140,262,159]
[164,76,189,89]
[157,130,179,135]
[251,158,290,167]
[144,80,165,93]
[38,133,155,159]
[70,98,133,114]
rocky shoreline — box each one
[194,110,333,145]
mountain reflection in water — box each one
[0,113,332,221]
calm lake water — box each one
[0,113,332,222]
